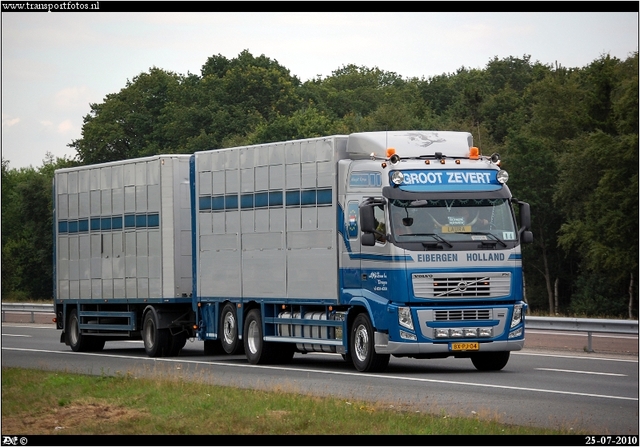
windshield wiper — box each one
[412,233,453,249]
[465,232,507,248]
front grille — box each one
[434,309,491,321]
[413,272,511,298]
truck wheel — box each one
[349,313,390,372]
[220,303,243,355]
[243,309,277,364]
[471,352,510,371]
[143,310,169,357]
[167,331,188,356]
[66,308,105,352]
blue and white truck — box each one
[53,130,532,372]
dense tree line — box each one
[2,50,637,318]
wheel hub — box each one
[355,325,369,362]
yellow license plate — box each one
[450,342,479,351]
[442,225,471,233]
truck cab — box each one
[338,131,532,371]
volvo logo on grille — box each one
[458,281,469,291]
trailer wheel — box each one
[143,310,169,357]
[220,303,243,355]
[66,308,105,352]
[470,352,510,371]
[349,313,390,372]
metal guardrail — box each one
[526,316,639,334]
[2,303,638,351]
[1,302,55,324]
[526,316,639,352]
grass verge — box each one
[1,366,581,435]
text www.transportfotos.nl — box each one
[1,1,99,11]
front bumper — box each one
[374,331,525,355]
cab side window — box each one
[374,205,386,244]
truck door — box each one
[356,198,393,302]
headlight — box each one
[509,327,523,339]
[497,170,509,184]
[400,330,417,340]
[435,329,449,338]
[391,171,404,186]
[511,304,523,328]
[398,307,414,330]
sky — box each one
[2,9,638,170]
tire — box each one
[243,309,278,364]
[471,351,510,371]
[142,310,169,357]
[66,308,105,352]
[166,331,188,357]
[349,313,390,372]
[220,303,243,355]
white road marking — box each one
[2,347,637,402]
[535,367,626,376]
[513,351,638,363]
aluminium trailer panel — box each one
[54,155,192,303]
[193,136,348,303]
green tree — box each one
[556,131,638,318]
[580,54,621,134]
[307,64,406,122]
[69,68,181,164]
[555,53,639,318]
[247,103,335,143]
[194,50,303,148]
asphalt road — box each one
[2,321,638,435]
[3,309,638,355]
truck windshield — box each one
[389,198,518,244]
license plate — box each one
[450,342,479,351]
[442,225,471,233]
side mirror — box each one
[514,200,533,244]
[360,202,376,233]
[361,233,376,247]
[518,201,531,230]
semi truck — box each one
[53,130,532,372]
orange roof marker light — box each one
[386,148,400,165]
[469,147,480,159]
